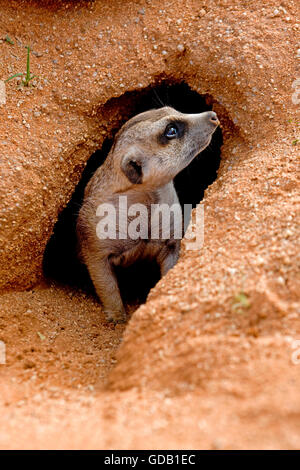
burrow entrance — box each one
[43,82,223,309]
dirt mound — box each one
[0,0,299,449]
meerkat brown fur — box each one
[77,106,219,322]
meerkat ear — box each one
[121,148,145,184]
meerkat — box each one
[77,106,219,322]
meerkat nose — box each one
[207,111,219,126]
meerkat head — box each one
[113,106,219,187]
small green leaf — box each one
[26,46,30,80]
[232,291,251,314]
[37,331,46,341]
[5,73,24,82]
[292,139,299,146]
[5,35,14,45]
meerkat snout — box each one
[207,111,219,125]
[77,106,219,322]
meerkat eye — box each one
[164,123,179,139]
[159,121,186,144]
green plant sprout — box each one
[232,291,251,314]
[5,46,37,87]
[5,35,14,45]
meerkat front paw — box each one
[104,308,127,324]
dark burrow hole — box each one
[43,82,223,308]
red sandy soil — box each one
[0,0,299,449]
